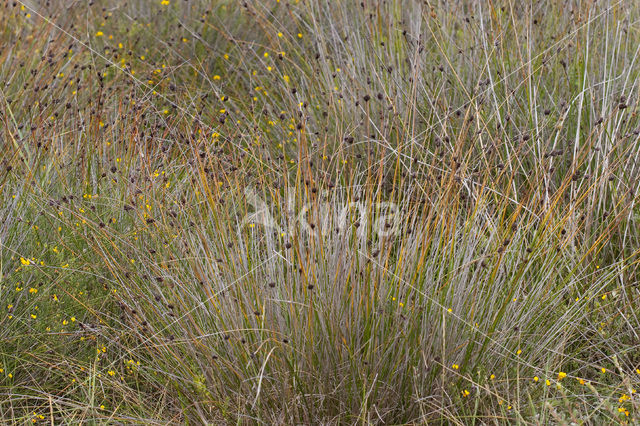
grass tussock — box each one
[1,0,640,423]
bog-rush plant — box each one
[0,0,639,423]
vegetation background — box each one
[1,0,639,423]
